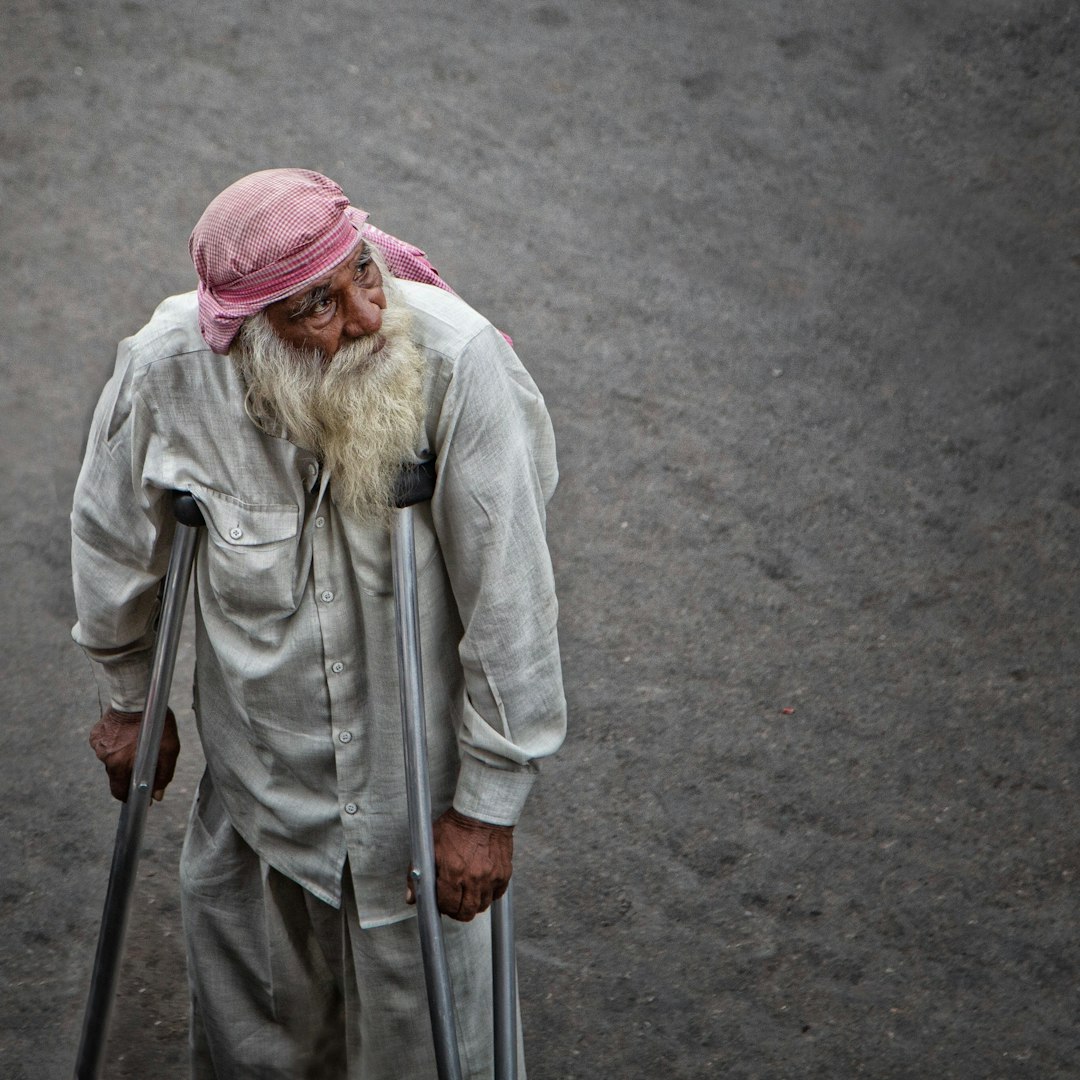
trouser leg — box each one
[179,769,525,1079]
[179,770,346,1079]
[336,872,520,1080]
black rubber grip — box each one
[172,491,206,528]
[394,457,437,508]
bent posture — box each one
[72,169,565,1079]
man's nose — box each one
[342,284,386,339]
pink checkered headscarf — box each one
[189,169,458,354]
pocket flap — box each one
[190,484,299,547]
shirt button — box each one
[344,802,358,815]
[331,661,344,673]
[339,730,353,743]
[229,526,243,540]
[315,516,325,528]
[321,590,334,603]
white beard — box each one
[231,290,426,528]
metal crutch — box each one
[491,876,519,1080]
[74,491,205,1080]
[392,460,519,1080]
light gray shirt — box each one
[71,282,566,926]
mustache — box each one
[320,307,409,383]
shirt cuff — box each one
[453,755,537,827]
[94,653,153,712]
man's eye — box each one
[309,298,333,316]
[355,258,374,282]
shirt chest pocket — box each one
[192,485,301,621]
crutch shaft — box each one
[392,503,464,1080]
[492,880,519,1080]
[74,492,203,1080]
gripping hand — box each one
[406,808,513,921]
[89,707,180,802]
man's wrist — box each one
[105,707,144,722]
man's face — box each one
[264,240,386,361]
[231,263,426,526]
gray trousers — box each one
[179,770,521,1079]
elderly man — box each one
[71,169,566,1078]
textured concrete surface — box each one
[1,1,1078,1077]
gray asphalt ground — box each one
[2,1,1078,1077]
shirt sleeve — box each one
[430,325,567,826]
[70,345,174,711]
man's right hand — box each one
[89,707,180,802]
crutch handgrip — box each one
[173,491,205,528]
[395,456,437,508]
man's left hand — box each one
[406,808,513,921]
